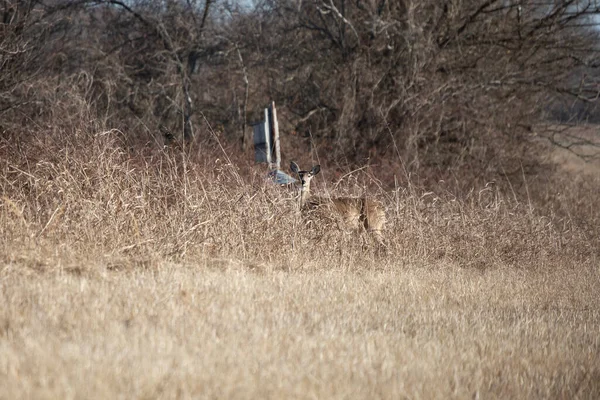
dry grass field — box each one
[1,129,599,399]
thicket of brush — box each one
[3,0,600,172]
[2,120,598,272]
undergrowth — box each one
[1,128,597,273]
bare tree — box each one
[2,0,598,178]
[1,0,82,132]
[239,0,600,171]
[91,0,214,142]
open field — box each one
[1,130,599,399]
[1,259,599,399]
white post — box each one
[264,107,271,167]
[271,101,281,170]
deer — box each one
[290,161,386,246]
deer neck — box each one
[299,186,311,208]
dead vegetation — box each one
[2,1,600,398]
[1,125,599,399]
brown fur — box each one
[290,162,386,245]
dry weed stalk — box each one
[0,126,598,270]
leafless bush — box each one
[2,122,597,271]
[1,0,600,202]
[238,1,600,174]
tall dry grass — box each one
[1,128,599,399]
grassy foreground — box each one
[1,131,599,399]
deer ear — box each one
[312,165,321,175]
[290,161,299,173]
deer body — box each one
[290,161,386,245]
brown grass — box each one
[1,129,599,399]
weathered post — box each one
[264,107,271,166]
[271,101,281,170]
